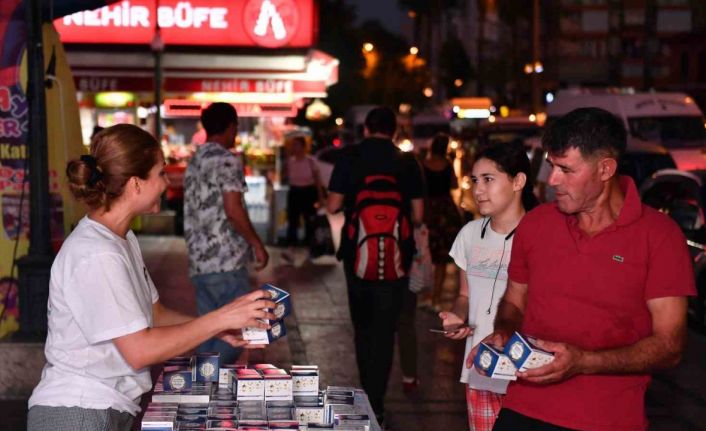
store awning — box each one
[68,49,338,116]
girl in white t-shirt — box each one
[28,124,276,431]
[439,142,538,431]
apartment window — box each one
[582,10,609,32]
[657,10,692,33]
[624,9,645,26]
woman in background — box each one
[423,134,463,311]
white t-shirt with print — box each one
[184,142,250,276]
[449,218,513,394]
[28,216,159,415]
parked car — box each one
[640,169,706,332]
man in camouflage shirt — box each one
[184,102,269,363]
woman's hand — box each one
[438,311,473,340]
[217,289,276,332]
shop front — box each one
[54,0,339,240]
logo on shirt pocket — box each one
[612,255,624,263]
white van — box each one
[547,89,706,170]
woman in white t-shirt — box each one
[28,124,276,431]
[439,142,538,431]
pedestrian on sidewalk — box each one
[27,124,275,431]
[184,102,270,364]
[440,141,537,431]
[475,108,695,431]
[282,136,325,261]
[422,133,463,311]
[327,106,424,425]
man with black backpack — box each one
[327,106,424,425]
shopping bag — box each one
[309,211,336,258]
[408,225,433,293]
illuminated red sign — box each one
[55,0,315,48]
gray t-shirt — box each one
[184,142,249,276]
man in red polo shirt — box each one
[475,107,696,431]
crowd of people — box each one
[25,102,696,431]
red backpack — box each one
[346,174,413,281]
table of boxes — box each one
[140,353,381,431]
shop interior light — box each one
[190,92,293,104]
[529,114,537,122]
[363,42,374,53]
[488,115,496,123]
[524,63,534,74]
[137,106,149,119]
[95,91,135,108]
[305,99,332,121]
[545,92,554,104]
[454,79,463,87]
[453,105,460,113]
[457,108,490,119]
[489,105,497,113]
[335,117,344,126]
[499,106,510,118]
[399,103,412,114]
[423,87,433,98]
[409,46,419,55]
[449,140,459,150]
[398,139,414,152]
[534,61,544,73]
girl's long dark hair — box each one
[475,141,539,211]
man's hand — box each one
[252,244,269,271]
[517,339,586,384]
[438,311,473,340]
[217,289,275,331]
[466,330,512,369]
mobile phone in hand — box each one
[429,325,472,335]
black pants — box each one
[493,409,578,431]
[345,268,407,417]
[286,185,318,246]
[397,288,417,378]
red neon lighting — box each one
[54,0,315,48]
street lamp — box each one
[423,87,433,98]
[363,42,374,53]
[409,46,419,55]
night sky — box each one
[349,0,404,35]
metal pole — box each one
[531,0,541,114]
[154,49,162,141]
[16,0,54,338]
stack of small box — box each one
[473,331,555,380]
[242,284,291,345]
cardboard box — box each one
[205,419,238,429]
[242,320,287,345]
[233,369,265,401]
[291,366,319,396]
[334,413,371,430]
[192,352,219,383]
[163,369,192,392]
[474,343,517,380]
[218,364,245,387]
[504,332,555,372]
[262,369,293,401]
[267,420,299,430]
[261,284,292,320]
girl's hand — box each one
[439,311,473,340]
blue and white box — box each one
[243,320,287,345]
[504,332,555,372]
[163,369,192,392]
[192,352,219,383]
[262,284,292,320]
[474,343,517,380]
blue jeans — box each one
[191,267,250,364]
